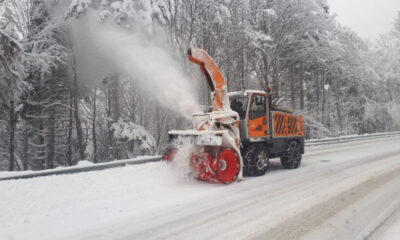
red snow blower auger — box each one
[163,48,243,184]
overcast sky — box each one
[328,0,400,40]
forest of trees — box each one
[1,0,399,171]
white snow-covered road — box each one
[1,136,400,240]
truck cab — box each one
[229,90,305,175]
[229,90,270,141]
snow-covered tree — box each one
[0,31,24,171]
[0,0,28,171]
[20,0,70,169]
[65,0,164,160]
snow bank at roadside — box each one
[0,156,159,179]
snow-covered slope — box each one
[1,136,400,240]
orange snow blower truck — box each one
[163,48,304,184]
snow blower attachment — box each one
[163,48,305,184]
[163,48,242,184]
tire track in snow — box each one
[253,166,400,240]
[367,203,400,240]
[181,151,400,240]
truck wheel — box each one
[280,140,302,169]
[243,144,269,176]
[215,148,240,184]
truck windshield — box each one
[230,95,248,120]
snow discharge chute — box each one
[164,48,243,184]
[187,48,230,112]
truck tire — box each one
[243,144,269,176]
[280,140,302,169]
[215,148,240,184]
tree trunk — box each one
[110,74,120,160]
[36,73,45,170]
[321,71,326,124]
[110,74,120,121]
[92,90,98,163]
[46,108,55,169]
[299,66,304,110]
[316,70,320,115]
[334,84,343,133]
[263,54,269,88]
[272,59,280,97]
[22,124,28,170]
[155,103,167,154]
[240,49,246,90]
[106,88,113,159]
[73,69,85,160]
[38,117,45,170]
[67,91,73,166]
[290,66,295,109]
[155,103,161,153]
[8,100,16,171]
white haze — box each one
[70,14,202,119]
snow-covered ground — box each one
[1,136,400,240]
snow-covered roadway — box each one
[1,136,400,240]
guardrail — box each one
[305,132,400,146]
[1,132,399,182]
[0,156,162,181]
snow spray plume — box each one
[70,14,201,119]
[168,143,197,181]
